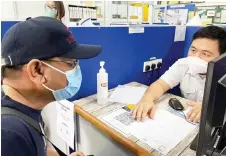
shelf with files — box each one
[111,1,128,20]
[195,5,226,25]
[68,4,97,22]
[69,18,97,22]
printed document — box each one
[100,108,197,155]
[56,100,75,149]
[128,110,197,155]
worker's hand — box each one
[68,152,85,156]
[187,102,202,123]
[131,99,156,122]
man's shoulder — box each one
[1,94,45,156]
[1,97,30,132]
[1,108,36,156]
[1,127,30,142]
[1,110,35,145]
[1,97,36,147]
[1,127,34,156]
[2,112,31,132]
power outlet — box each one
[143,59,162,72]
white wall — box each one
[1,1,17,21]
[1,1,83,24]
[16,1,46,20]
[1,1,46,21]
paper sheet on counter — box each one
[108,85,147,104]
[100,107,197,155]
[99,108,133,136]
[128,110,197,155]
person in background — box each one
[132,26,226,123]
[1,17,101,156]
[45,1,65,21]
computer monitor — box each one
[197,52,226,156]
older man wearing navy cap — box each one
[1,16,101,156]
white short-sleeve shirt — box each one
[160,58,206,102]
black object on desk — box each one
[168,98,184,111]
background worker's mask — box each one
[45,7,57,18]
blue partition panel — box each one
[1,21,18,39]
[69,27,185,98]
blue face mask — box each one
[45,7,57,18]
[42,62,82,101]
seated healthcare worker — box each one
[132,26,226,123]
[45,1,65,21]
[1,17,101,156]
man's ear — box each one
[26,59,46,85]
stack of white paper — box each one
[128,110,197,155]
[108,85,147,104]
[105,85,197,155]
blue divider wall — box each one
[1,21,18,39]
[1,22,185,99]
[70,27,186,98]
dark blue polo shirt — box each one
[1,93,46,156]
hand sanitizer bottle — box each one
[97,61,108,105]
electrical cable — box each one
[210,148,216,156]
[218,145,226,156]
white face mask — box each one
[186,57,208,75]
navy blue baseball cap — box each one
[1,16,102,66]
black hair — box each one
[1,65,22,84]
[192,26,226,55]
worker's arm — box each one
[1,129,33,156]
[131,79,170,121]
[132,59,185,122]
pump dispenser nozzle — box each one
[99,61,106,73]
[100,61,105,67]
